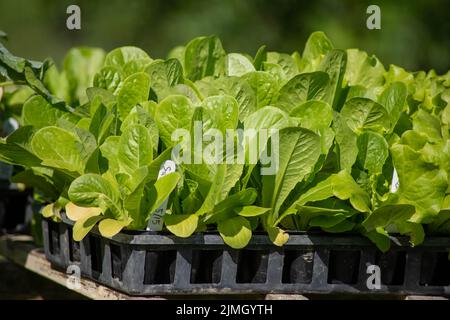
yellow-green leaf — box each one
[98,218,129,238]
[42,203,55,218]
[73,215,103,241]
[235,206,270,217]
[65,202,102,221]
[165,214,198,238]
[268,226,289,246]
[218,216,252,249]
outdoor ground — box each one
[0,256,85,300]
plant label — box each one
[147,160,176,231]
[391,168,399,193]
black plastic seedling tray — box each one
[42,216,450,296]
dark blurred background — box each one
[0,0,449,73]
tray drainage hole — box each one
[110,244,123,281]
[89,235,103,277]
[48,220,61,256]
[190,250,222,284]
[68,227,80,263]
[327,250,361,284]
[236,250,269,284]
[144,250,176,284]
[375,251,406,285]
[282,250,314,284]
[420,252,450,286]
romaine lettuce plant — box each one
[0,31,448,252]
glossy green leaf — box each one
[226,53,255,77]
[362,204,415,231]
[63,47,105,105]
[300,31,334,72]
[391,140,448,222]
[357,131,389,174]
[0,126,42,167]
[378,82,407,131]
[341,97,390,134]
[22,95,70,129]
[235,206,270,217]
[118,124,153,175]
[344,49,385,88]
[31,126,89,174]
[277,72,329,113]
[99,136,120,173]
[290,100,333,130]
[184,36,226,81]
[93,66,123,93]
[203,76,257,121]
[116,72,151,120]
[266,52,298,80]
[145,58,184,99]
[104,46,151,68]
[155,95,194,147]
[242,71,278,109]
[319,49,347,108]
[201,95,239,135]
[333,112,358,170]
[262,127,322,221]
[149,172,181,212]
[331,170,371,212]
[204,188,257,223]
[121,105,159,152]
[68,173,123,219]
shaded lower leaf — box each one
[362,204,415,231]
[68,173,123,219]
[267,226,289,246]
[149,172,181,212]
[218,216,252,249]
[364,227,391,252]
[65,202,102,221]
[397,221,425,247]
[73,215,103,241]
[165,214,198,238]
[98,218,130,238]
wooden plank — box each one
[0,235,264,300]
[405,295,448,300]
[0,235,163,300]
[265,294,308,300]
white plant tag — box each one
[390,168,399,193]
[146,160,176,231]
[0,118,19,180]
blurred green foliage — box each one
[0,0,449,73]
